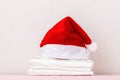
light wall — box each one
[0,0,120,74]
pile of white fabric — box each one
[28,56,94,76]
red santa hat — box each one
[40,16,97,52]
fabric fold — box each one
[30,65,92,72]
[29,56,94,68]
[28,69,94,76]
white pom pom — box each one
[86,42,97,52]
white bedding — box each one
[28,69,93,76]
[30,65,92,72]
[29,56,94,68]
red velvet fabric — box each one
[40,16,92,47]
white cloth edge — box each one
[28,69,94,76]
[29,56,94,68]
[30,65,92,72]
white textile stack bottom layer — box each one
[28,56,94,76]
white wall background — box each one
[0,0,120,75]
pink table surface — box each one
[0,75,120,80]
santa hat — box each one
[40,16,97,53]
[40,16,97,56]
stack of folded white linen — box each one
[28,56,94,76]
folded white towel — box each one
[29,56,94,68]
[30,65,92,72]
[28,69,93,76]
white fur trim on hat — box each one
[41,44,90,60]
[86,42,97,52]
